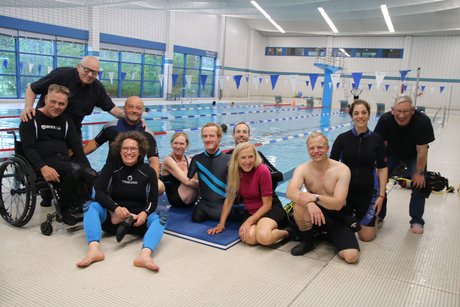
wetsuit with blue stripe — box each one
[330,128,387,226]
[187,149,231,222]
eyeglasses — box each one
[121,146,139,153]
[80,64,99,77]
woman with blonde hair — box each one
[208,142,291,245]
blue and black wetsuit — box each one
[82,161,164,251]
[187,149,231,222]
[330,128,387,226]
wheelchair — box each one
[0,131,84,235]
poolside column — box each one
[313,63,342,110]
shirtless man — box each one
[286,132,359,264]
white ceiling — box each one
[3,0,460,37]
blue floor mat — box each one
[164,206,241,250]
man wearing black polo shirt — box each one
[374,95,435,234]
[20,56,124,136]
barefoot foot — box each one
[133,249,159,271]
[77,242,105,268]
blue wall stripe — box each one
[99,33,165,51]
[173,45,217,58]
[0,15,88,40]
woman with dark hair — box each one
[160,132,198,208]
[330,100,388,241]
[77,131,165,271]
[208,142,291,246]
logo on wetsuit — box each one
[122,175,138,185]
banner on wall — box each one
[270,74,279,90]
[121,72,127,81]
[368,84,372,90]
[37,64,42,74]
[289,75,298,92]
[172,74,179,87]
[330,73,341,89]
[320,81,324,88]
[28,63,34,74]
[305,80,310,88]
[399,70,411,82]
[98,71,104,80]
[108,71,114,85]
[233,75,243,89]
[200,74,207,88]
[440,86,445,93]
[351,72,363,89]
[185,75,192,87]
[375,72,386,89]
[245,75,249,82]
[385,84,390,91]
[48,66,53,74]
[158,74,164,87]
[309,74,318,90]
[2,59,7,69]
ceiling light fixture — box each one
[318,7,338,33]
[339,48,350,57]
[250,1,285,34]
[380,4,395,32]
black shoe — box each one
[116,215,134,242]
[60,212,79,226]
[283,225,299,241]
[40,198,52,207]
[291,241,314,256]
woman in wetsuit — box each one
[330,100,388,241]
[77,131,165,271]
[160,132,198,208]
[208,142,291,246]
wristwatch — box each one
[315,194,320,203]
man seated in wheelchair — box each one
[18,84,98,225]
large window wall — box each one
[99,46,163,98]
[0,31,85,98]
[172,46,216,98]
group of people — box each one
[17,56,435,270]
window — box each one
[0,35,16,98]
[172,50,215,98]
[286,48,304,56]
[99,48,163,98]
[355,48,378,58]
[382,49,403,58]
[266,47,283,55]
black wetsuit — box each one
[94,119,159,164]
[19,110,96,209]
[161,155,192,208]
[31,67,115,135]
[94,161,158,235]
[187,149,231,222]
[330,128,387,226]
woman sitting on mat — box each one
[160,132,198,208]
[208,142,293,246]
[77,131,165,271]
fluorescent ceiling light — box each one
[318,7,338,33]
[250,1,285,34]
[380,4,395,32]
[339,48,350,57]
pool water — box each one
[0,102,441,203]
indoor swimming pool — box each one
[0,102,442,202]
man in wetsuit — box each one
[84,96,164,194]
[19,84,97,225]
[374,95,435,234]
[20,56,124,137]
[188,122,231,222]
[286,132,359,263]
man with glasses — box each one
[20,56,124,136]
[374,95,435,234]
[84,96,164,194]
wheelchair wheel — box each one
[40,220,53,236]
[0,158,36,227]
